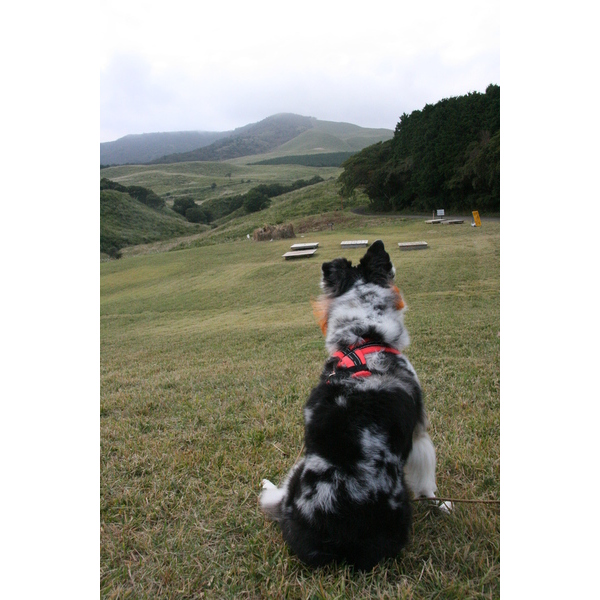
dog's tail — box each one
[259,480,285,521]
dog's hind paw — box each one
[261,479,276,490]
[418,494,453,513]
[259,480,285,521]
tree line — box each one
[338,85,500,212]
[100,178,165,209]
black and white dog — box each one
[259,240,449,570]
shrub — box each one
[126,185,165,209]
[100,178,128,193]
[185,206,212,223]
[173,197,198,216]
[100,179,165,209]
[244,190,271,213]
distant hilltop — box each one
[100,113,394,166]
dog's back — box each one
[279,356,423,569]
[260,241,439,569]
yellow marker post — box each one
[472,211,482,227]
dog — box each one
[259,240,447,570]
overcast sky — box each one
[100,0,499,142]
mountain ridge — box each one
[100,130,232,166]
[101,113,393,166]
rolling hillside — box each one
[100,189,205,256]
[102,114,393,166]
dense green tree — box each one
[172,197,198,216]
[124,185,165,209]
[100,178,128,192]
[338,85,500,212]
[100,178,165,209]
[243,189,271,213]
[185,206,212,223]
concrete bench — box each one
[398,241,428,251]
[283,249,318,260]
[341,240,369,248]
[425,218,464,225]
[290,242,319,250]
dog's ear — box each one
[321,258,359,297]
[358,240,395,287]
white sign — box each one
[437,209,445,217]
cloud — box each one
[100,1,500,141]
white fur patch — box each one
[357,428,404,496]
[303,454,332,474]
[335,395,347,407]
[404,426,437,498]
[295,455,337,519]
[304,407,313,426]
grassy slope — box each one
[242,124,393,161]
[311,120,394,152]
[100,190,204,254]
[312,119,393,139]
[100,162,343,207]
[274,130,354,154]
[101,219,499,598]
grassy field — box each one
[101,218,499,598]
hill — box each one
[149,114,312,164]
[100,115,393,167]
[100,131,231,166]
[100,188,204,257]
[339,85,500,213]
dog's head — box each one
[313,240,410,353]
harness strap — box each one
[327,339,401,383]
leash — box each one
[413,496,500,506]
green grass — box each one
[269,127,393,156]
[274,130,355,154]
[101,218,499,598]
[250,152,357,168]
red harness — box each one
[327,339,401,383]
